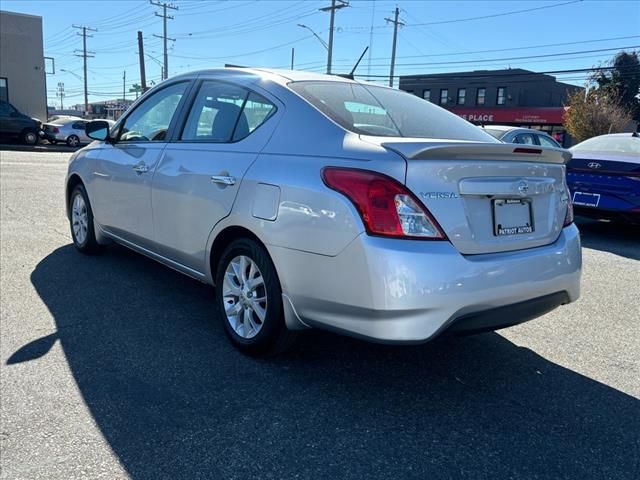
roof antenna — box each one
[337,46,369,80]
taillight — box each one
[322,167,446,240]
[561,177,574,226]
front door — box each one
[152,80,278,273]
[90,81,191,250]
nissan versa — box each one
[65,68,582,355]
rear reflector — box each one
[513,147,543,154]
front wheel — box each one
[69,184,101,254]
[215,238,295,356]
[66,135,80,147]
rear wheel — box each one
[21,129,38,145]
[215,238,295,356]
[69,184,101,254]
[66,135,80,147]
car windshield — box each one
[571,135,640,155]
[289,81,498,142]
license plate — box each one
[493,199,534,236]
[572,191,600,207]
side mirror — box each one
[85,120,110,141]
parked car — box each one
[482,125,562,148]
[66,68,581,356]
[42,117,114,146]
[567,132,640,223]
[0,100,42,145]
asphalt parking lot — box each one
[1,150,638,480]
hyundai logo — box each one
[588,162,602,169]
[517,181,529,196]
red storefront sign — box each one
[448,107,568,125]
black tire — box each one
[69,184,102,254]
[66,135,80,147]
[21,129,38,145]
[215,238,295,356]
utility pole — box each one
[320,0,348,74]
[290,48,295,70]
[57,82,65,110]
[385,7,404,88]
[72,25,97,115]
[137,31,147,91]
[150,1,177,80]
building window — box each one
[457,88,466,105]
[440,89,448,105]
[423,89,431,101]
[497,87,507,105]
[476,87,486,106]
[0,78,8,103]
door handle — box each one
[211,175,236,186]
[132,162,149,174]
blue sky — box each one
[3,0,639,106]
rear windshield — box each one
[288,81,498,142]
[571,135,640,156]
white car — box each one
[42,117,114,146]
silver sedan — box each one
[65,68,581,355]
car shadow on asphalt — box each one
[20,244,638,479]
[576,217,640,261]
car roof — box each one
[482,125,514,132]
[172,67,375,87]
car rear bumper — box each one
[270,224,581,343]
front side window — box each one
[497,87,506,105]
[440,89,448,105]
[119,81,188,142]
[0,101,13,116]
[423,89,430,101]
[476,88,486,105]
[288,81,498,142]
[457,88,466,105]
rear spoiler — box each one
[380,141,572,165]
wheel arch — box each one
[65,173,84,220]
[208,223,309,331]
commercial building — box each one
[0,10,47,120]
[399,68,583,146]
[70,99,134,120]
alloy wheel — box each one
[71,193,89,245]
[222,255,268,339]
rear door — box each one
[90,81,192,250]
[381,141,572,254]
[152,80,279,273]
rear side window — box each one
[288,81,497,142]
[233,92,276,141]
[72,121,86,130]
[538,134,559,148]
[182,82,276,143]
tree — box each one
[593,51,640,121]
[564,89,633,142]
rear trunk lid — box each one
[373,138,572,255]
[568,152,640,194]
